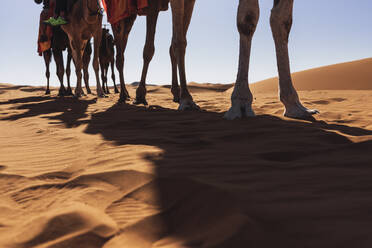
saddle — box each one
[102,0,169,25]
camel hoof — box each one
[86,89,92,95]
[224,104,255,120]
[66,88,74,96]
[114,89,119,94]
[284,103,319,120]
[97,92,107,98]
[58,88,66,97]
[178,99,200,111]
[133,98,148,106]
[45,89,51,95]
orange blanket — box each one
[102,0,149,25]
[37,1,55,56]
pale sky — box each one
[0,0,371,87]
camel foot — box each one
[114,88,119,94]
[96,89,107,98]
[284,101,319,119]
[86,88,92,95]
[171,86,180,103]
[133,97,148,106]
[118,90,130,103]
[66,87,73,96]
[224,102,255,120]
[178,99,200,111]
[74,88,85,98]
[58,87,67,97]
[45,89,51,95]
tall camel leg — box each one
[112,16,137,102]
[53,48,67,96]
[105,65,110,94]
[111,59,119,93]
[170,0,199,110]
[66,48,73,96]
[83,62,91,94]
[83,43,92,94]
[92,32,105,98]
[43,49,52,95]
[69,38,85,97]
[271,0,318,118]
[224,0,259,120]
[169,41,179,102]
[134,11,160,105]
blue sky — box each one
[0,0,371,87]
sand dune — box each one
[248,57,372,93]
[0,59,372,248]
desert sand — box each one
[0,58,371,248]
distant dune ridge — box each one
[248,57,372,93]
[0,58,372,247]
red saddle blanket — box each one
[102,0,149,25]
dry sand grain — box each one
[0,58,371,247]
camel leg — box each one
[112,16,136,102]
[43,49,52,95]
[271,0,318,118]
[93,32,105,98]
[83,56,91,95]
[100,60,107,94]
[104,64,110,94]
[169,42,179,102]
[170,0,199,110]
[83,44,92,94]
[134,11,159,105]
[53,48,67,96]
[69,38,85,97]
[66,48,73,96]
[224,0,259,120]
[111,59,119,93]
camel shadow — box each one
[83,103,372,247]
[2,96,96,128]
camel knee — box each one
[172,38,187,53]
[270,2,293,40]
[237,4,259,37]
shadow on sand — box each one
[2,96,372,247]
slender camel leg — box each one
[169,41,179,102]
[170,0,199,110]
[105,65,110,94]
[53,48,67,96]
[69,38,85,97]
[100,60,107,94]
[93,31,105,98]
[43,49,52,95]
[225,0,259,120]
[66,48,73,96]
[134,11,159,105]
[112,16,136,102]
[82,42,92,94]
[271,0,318,118]
[111,59,119,93]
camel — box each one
[36,0,93,96]
[129,0,318,118]
[60,0,104,98]
[99,28,119,94]
[106,0,168,103]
